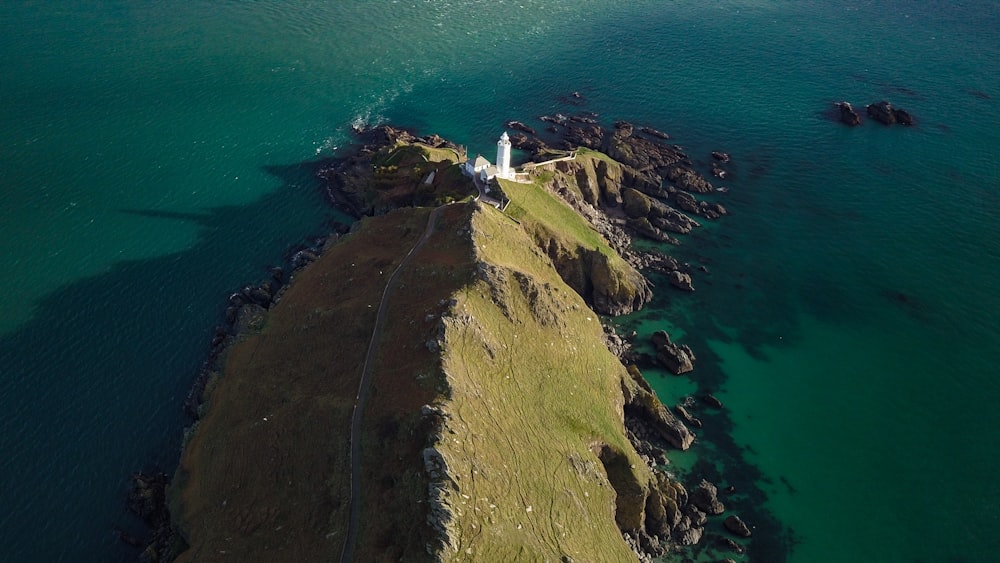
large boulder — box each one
[689,479,726,515]
[595,159,623,207]
[651,330,696,374]
[664,165,714,193]
[652,207,700,234]
[622,187,653,218]
[667,270,695,292]
[835,101,862,126]
[627,217,674,243]
[866,100,915,126]
[674,525,704,546]
[673,191,702,215]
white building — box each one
[461,132,516,182]
[496,131,513,180]
[463,155,491,178]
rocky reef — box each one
[866,100,915,125]
[830,99,916,126]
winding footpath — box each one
[339,205,446,563]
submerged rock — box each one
[702,394,724,409]
[724,515,752,538]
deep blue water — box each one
[1,1,997,561]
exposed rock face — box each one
[674,404,702,428]
[618,186,701,243]
[664,165,714,193]
[422,447,459,551]
[622,187,653,218]
[537,232,652,316]
[316,124,469,217]
[510,132,548,153]
[622,365,695,450]
[673,191,702,215]
[866,100,915,125]
[587,248,654,316]
[689,479,726,515]
[563,122,605,149]
[627,217,676,243]
[835,101,862,126]
[505,120,537,136]
[126,472,183,561]
[651,330,696,374]
[667,270,695,292]
[674,525,704,546]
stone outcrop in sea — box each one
[835,101,863,126]
[866,100,915,125]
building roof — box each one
[474,155,491,168]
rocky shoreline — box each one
[126,104,761,561]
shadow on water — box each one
[0,159,346,561]
[623,252,804,561]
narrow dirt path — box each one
[339,205,445,563]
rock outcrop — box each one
[724,515,753,538]
[835,101,862,126]
[622,365,696,451]
[667,270,695,292]
[651,330,696,374]
[866,100,915,126]
[689,479,726,515]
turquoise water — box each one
[2,1,998,561]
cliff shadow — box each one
[0,158,346,562]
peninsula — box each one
[148,118,750,562]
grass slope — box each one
[430,203,647,561]
[170,207,440,562]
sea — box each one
[1,1,997,561]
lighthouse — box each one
[496,131,512,179]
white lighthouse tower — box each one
[496,131,512,179]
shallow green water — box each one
[1,1,997,561]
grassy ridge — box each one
[501,173,612,257]
[431,203,647,560]
[498,165,651,317]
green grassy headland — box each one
[169,136,683,562]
